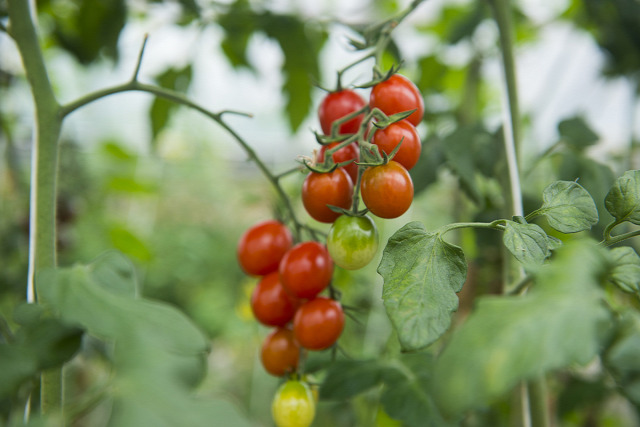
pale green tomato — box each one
[272,379,316,427]
[327,215,379,270]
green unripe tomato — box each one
[272,379,316,427]
[327,215,379,270]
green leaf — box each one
[260,12,325,132]
[604,310,640,405]
[89,251,138,297]
[432,240,612,417]
[109,226,152,262]
[37,258,253,427]
[607,246,640,293]
[150,65,193,141]
[46,0,126,64]
[532,180,599,233]
[441,127,483,204]
[378,222,467,351]
[605,170,640,225]
[558,116,599,149]
[0,313,82,399]
[503,220,550,266]
[320,355,450,427]
[320,360,398,400]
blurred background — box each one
[1,0,640,425]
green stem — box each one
[488,1,548,426]
[62,79,303,241]
[601,228,640,247]
[8,0,65,416]
[437,220,506,236]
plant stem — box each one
[8,0,65,416]
[488,0,550,426]
[62,79,303,240]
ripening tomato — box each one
[237,220,293,276]
[293,297,345,350]
[318,89,366,135]
[327,215,379,270]
[370,74,424,127]
[272,379,316,427]
[371,120,421,171]
[261,328,300,377]
[279,242,333,299]
[301,168,353,223]
[251,272,299,327]
[361,161,414,219]
[316,142,359,183]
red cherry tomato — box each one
[293,297,345,350]
[237,220,293,276]
[301,169,353,223]
[318,89,366,135]
[251,272,299,327]
[316,142,359,183]
[360,161,414,219]
[370,74,424,127]
[279,242,333,299]
[261,328,300,377]
[371,120,421,171]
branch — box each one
[60,80,302,240]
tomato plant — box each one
[327,214,379,270]
[301,169,353,223]
[371,120,421,171]
[251,272,300,327]
[360,161,414,219]
[237,220,293,276]
[272,379,316,427]
[318,89,366,135]
[369,74,424,127]
[293,297,345,350]
[261,328,300,377]
[279,241,334,299]
[316,142,359,183]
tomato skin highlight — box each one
[237,220,293,276]
[301,169,353,224]
[371,120,421,171]
[272,379,316,427]
[361,161,414,219]
[327,215,379,270]
[370,74,424,127]
[261,328,300,377]
[251,272,299,327]
[316,142,359,183]
[318,89,366,135]
[279,242,334,299]
[293,297,345,350]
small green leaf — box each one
[432,240,612,417]
[150,65,193,141]
[558,116,599,149]
[378,222,467,351]
[605,170,640,225]
[532,180,599,233]
[607,246,640,293]
[503,221,550,266]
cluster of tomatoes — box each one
[237,73,423,427]
[237,220,344,376]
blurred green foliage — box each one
[1,0,640,425]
